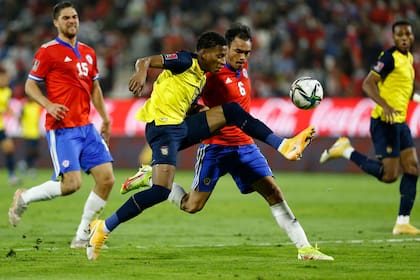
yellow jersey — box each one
[136,51,206,125]
[21,100,42,139]
[0,87,12,130]
[370,46,414,123]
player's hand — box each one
[101,121,111,145]
[382,105,400,124]
[128,72,147,97]
[46,103,69,120]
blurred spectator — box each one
[0,0,419,98]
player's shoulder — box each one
[379,46,397,59]
[78,41,94,50]
[40,39,60,49]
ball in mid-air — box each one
[289,77,323,110]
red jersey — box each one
[201,62,254,146]
[28,37,99,130]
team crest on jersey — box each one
[85,54,93,64]
[32,59,40,71]
[164,53,178,60]
[373,61,384,73]
[160,145,169,156]
[242,68,248,78]
[62,160,70,168]
[203,177,211,186]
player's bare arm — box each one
[25,78,69,120]
[91,80,111,143]
[362,71,398,123]
[129,55,164,97]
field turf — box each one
[0,169,419,279]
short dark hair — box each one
[225,23,252,45]
[196,32,226,51]
[392,20,412,33]
[53,1,75,20]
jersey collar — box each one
[225,63,241,78]
[55,37,81,58]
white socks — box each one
[342,147,355,159]
[270,201,310,248]
[167,183,187,208]
[396,215,410,225]
[75,191,107,241]
[20,180,62,204]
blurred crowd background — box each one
[1,0,419,99]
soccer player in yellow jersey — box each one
[0,65,21,185]
[86,31,315,260]
[19,97,43,176]
[320,20,420,235]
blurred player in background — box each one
[320,20,420,235]
[8,1,115,249]
[86,31,315,260]
[0,65,21,186]
[18,96,43,177]
[121,23,333,261]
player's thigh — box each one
[146,122,184,165]
[181,113,212,150]
[46,129,83,180]
[80,124,113,173]
[191,144,226,192]
[204,106,227,133]
[230,144,273,194]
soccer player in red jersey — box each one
[8,1,115,248]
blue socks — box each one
[350,150,383,180]
[399,173,418,216]
[222,102,284,149]
[105,185,170,232]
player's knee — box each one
[182,202,204,214]
[404,163,419,176]
[101,173,115,190]
[61,179,82,195]
[381,172,399,183]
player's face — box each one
[227,37,251,70]
[200,45,227,73]
[54,7,79,40]
[393,24,414,54]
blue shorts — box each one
[370,117,414,159]
[191,144,273,194]
[146,112,211,166]
[46,123,113,180]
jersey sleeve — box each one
[372,49,394,79]
[28,47,51,81]
[162,50,194,74]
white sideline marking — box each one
[8,238,420,252]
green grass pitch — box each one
[0,169,419,279]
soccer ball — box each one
[289,77,323,110]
